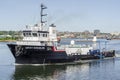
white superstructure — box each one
[65,45,93,55]
[16,23,57,46]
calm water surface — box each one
[0,39,120,80]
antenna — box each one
[40,4,47,28]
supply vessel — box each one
[7,4,115,64]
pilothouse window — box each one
[26,33,29,36]
[38,33,48,37]
[46,34,47,37]
[39,33,41,37]
[29,33,31,36]
[43,34,45,37]
[43,33,47,37]
[32,33,37,37]
[23,32,31,37]
[23,33,26,36]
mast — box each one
[40,4,47,29]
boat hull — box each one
[7,44,115,64]
[7,44,77,64]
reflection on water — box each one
[14,65,66,80]
[0,65,15,80]
[1,58,119,80]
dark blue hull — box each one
[7,44,115,64]
[7,44,78,64]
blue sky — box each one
[0,0,120,32]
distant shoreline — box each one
[0,40,16,42]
